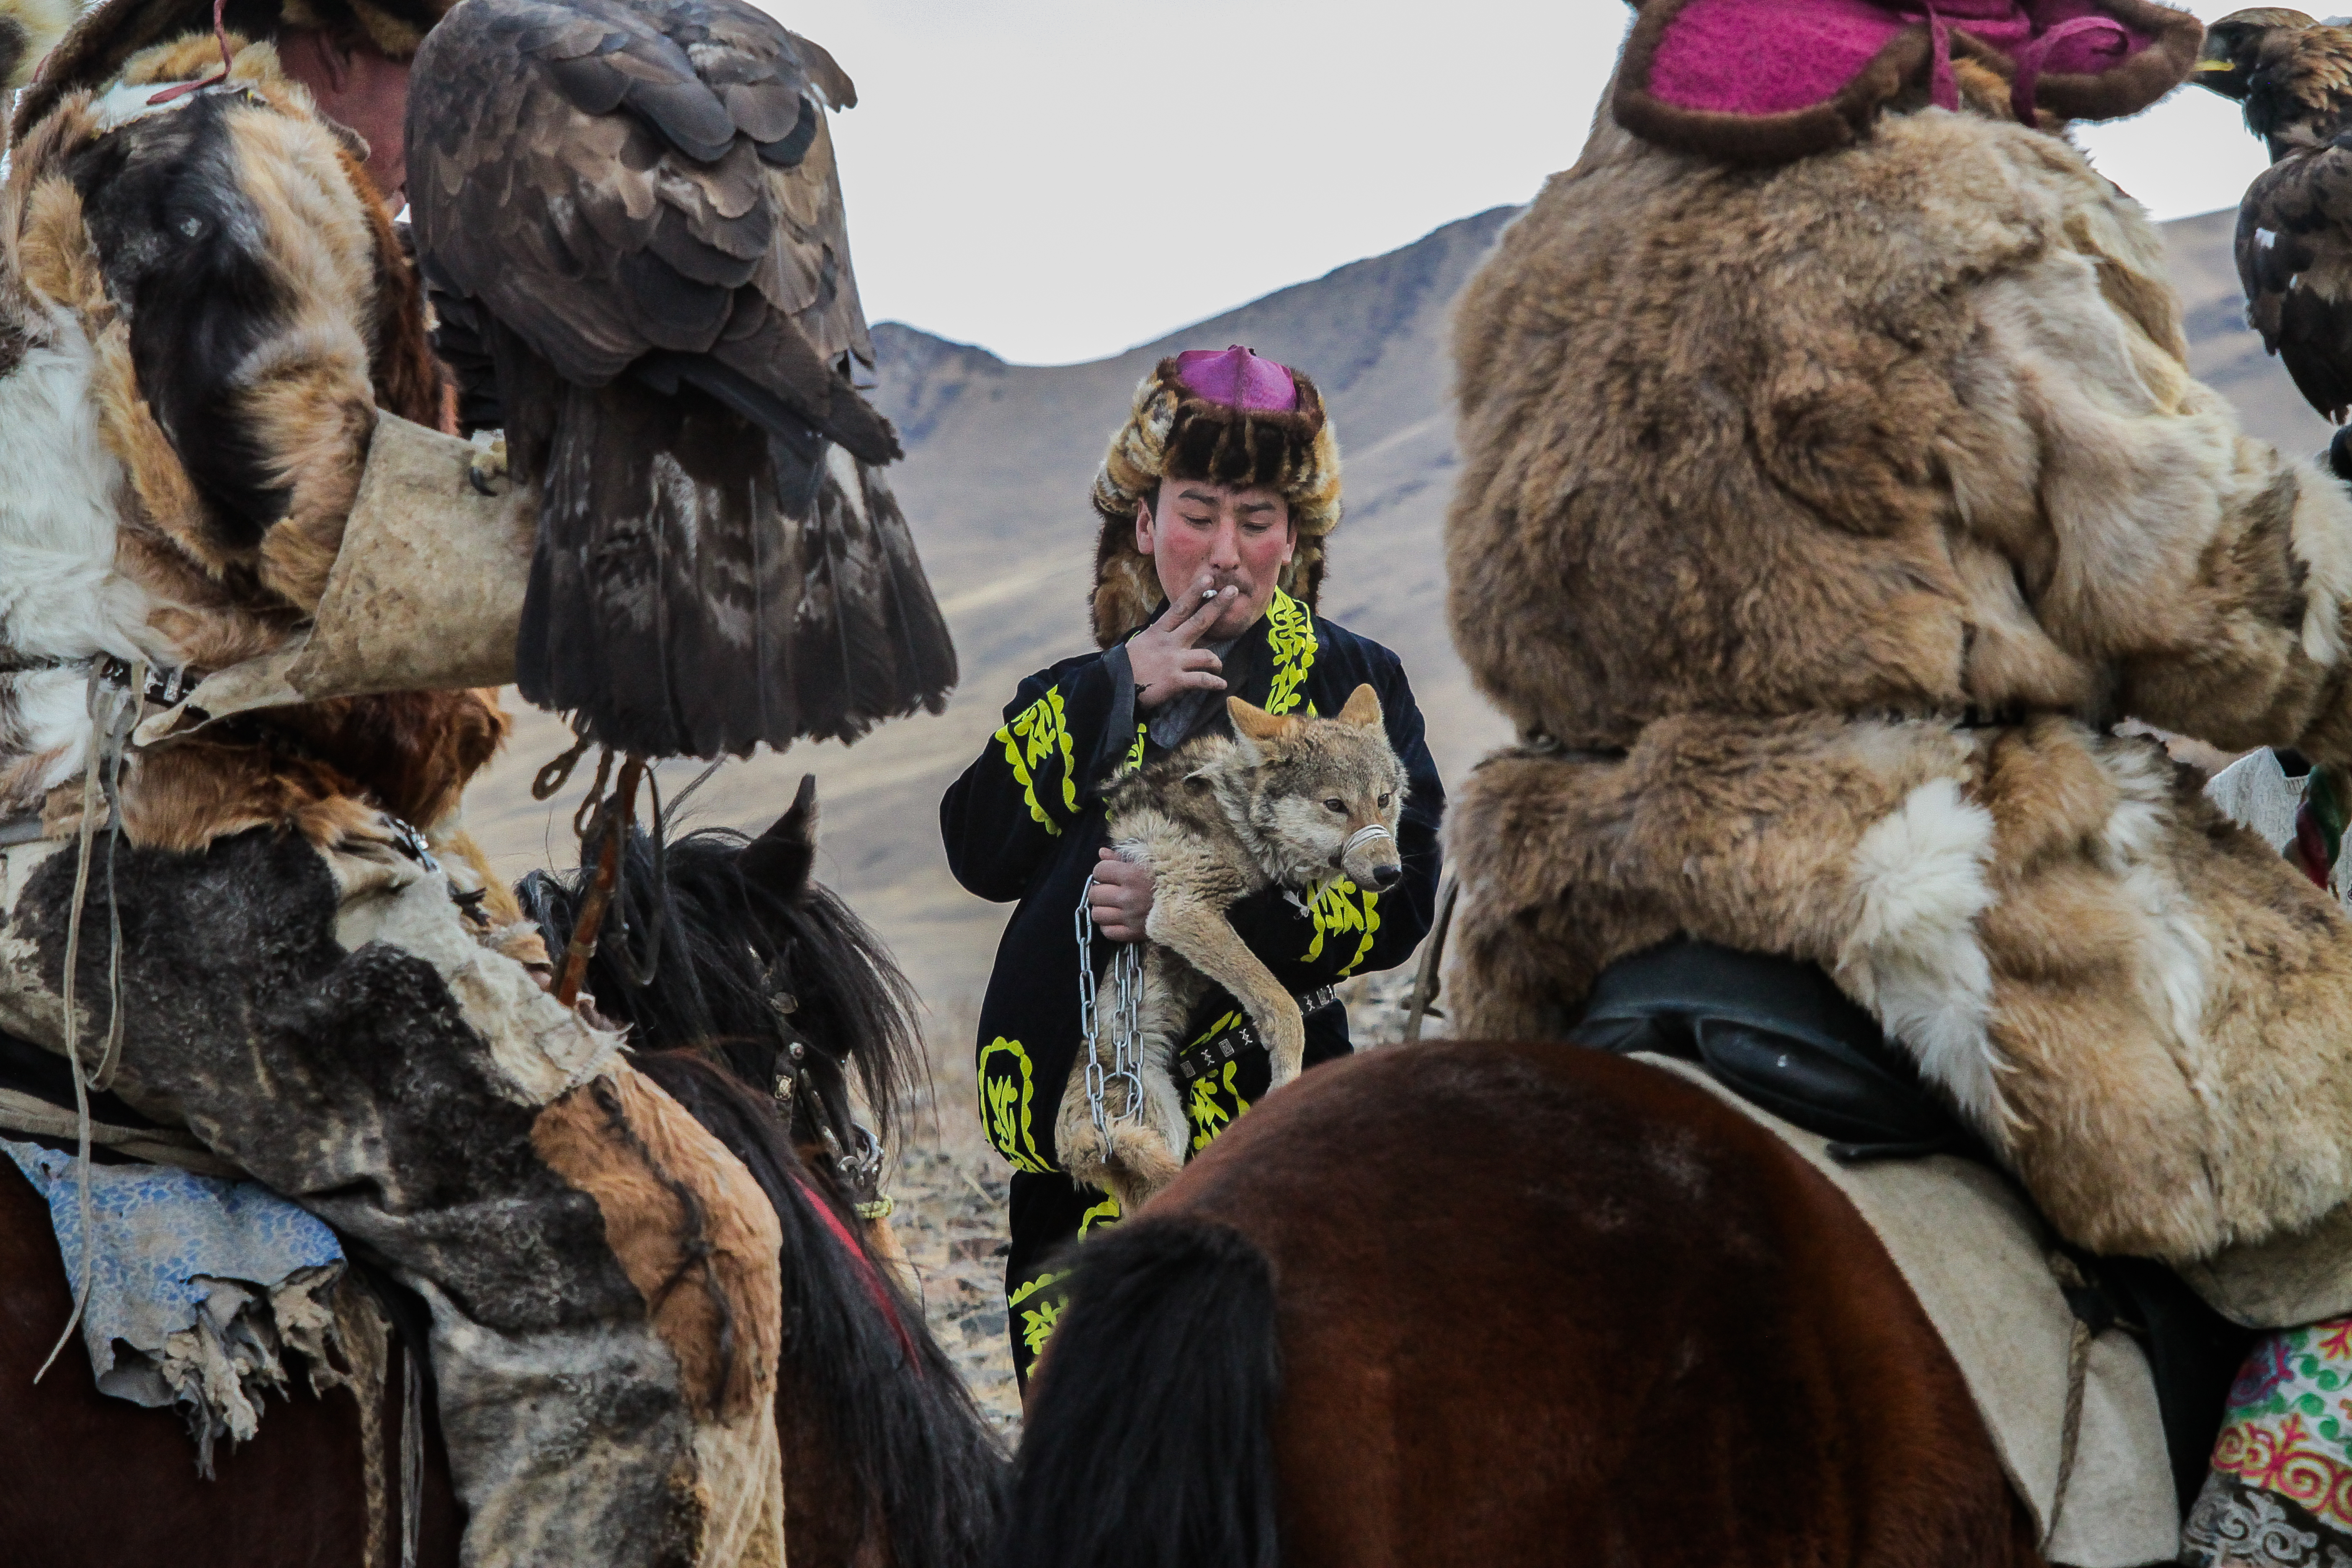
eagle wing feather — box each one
[2238,142,2352,423]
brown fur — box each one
[530,1068,784,1420]
[1449,104,2352,758]
[265,688,509,828]
[1057,687,1406,1211]
[1442,67,2352,1282]
[91,740,389,851]
[1444,712,2352,1268]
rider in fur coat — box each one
[1443,0,2352,1322]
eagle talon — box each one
[468,436,508,497]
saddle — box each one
[1570,939,2256,1514]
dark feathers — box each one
[2201,10,2352,421]
[407,0,955,757]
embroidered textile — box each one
[2194,1322,2352,1552]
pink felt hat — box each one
[1613,0,2202,166]
[1173,346,1302,414]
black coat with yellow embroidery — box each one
[940,588,1444,1177]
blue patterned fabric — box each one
[1,1137,343,1447]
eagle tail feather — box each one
[516,367,952,759]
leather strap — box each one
[1171,985,1341,1086]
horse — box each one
[0,776,1004,1567]
[998,1039,2040,1568]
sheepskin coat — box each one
[1444,93,2352,1313]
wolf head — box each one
[1222,684,1408,892]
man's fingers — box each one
[1169,583,1235,647]
[1178,671,1227,692]
[1179,648,1223,673]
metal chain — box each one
[1075,870,1146,1137]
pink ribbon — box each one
[1914,1,1960,111]
[1900,5,2133,124]
[2009,15,2132,125]
[146,0,235,104]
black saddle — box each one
[1569,939,2256,1513]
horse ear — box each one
[741,774,819,898]
[1336,683,1383,728]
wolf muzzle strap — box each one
[1172,985,1342,1086]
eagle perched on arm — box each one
[407,0,955,759]
[2195,10,2352,437]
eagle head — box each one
[2197,8,2352,157]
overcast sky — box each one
[774,0,2269,367]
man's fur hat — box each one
[1089,346,1342,648]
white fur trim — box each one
[88,78,219,131]
[1835,776,2004,1137]
[2099,745,2213,1065]
[0,319,157,665]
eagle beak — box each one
[2195,57,2241,70]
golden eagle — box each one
[407,0,956,759]
[2196,9,2352,437]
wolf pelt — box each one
[1442,71,2352,1308]
[1056,685,1406,1213]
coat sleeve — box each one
[1229,654,1445,988]
[940,650,1137,903]
[1959,232,2352,760]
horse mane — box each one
[517,823,924,1141]
[519,822,1003,1563]
[631,1050,1005,1568]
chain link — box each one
[1075,869,1147,1137]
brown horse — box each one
[0,783,1004,1567]
[1001,1039,2040,1568]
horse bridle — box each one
[765,986,888,1218]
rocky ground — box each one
[881,963,1443,1439]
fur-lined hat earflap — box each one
[1089,346,1342,648]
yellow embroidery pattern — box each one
[977,1037,1054,1174]
[1078,1194,1122,1236]
[1188,1059,1254,1152]
[1010,1271,1064,1357]
[1263,588,1318,717]
[1124,721,1147,769]
[994,688,1080,833]
[1300,878,1382,975]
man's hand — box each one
[1088,849,1154,942]
[1127,572,1236,711]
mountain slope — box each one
[461,201,2329,1017]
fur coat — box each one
[1444,89,2352,1313]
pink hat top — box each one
[1613,0,2199,165]
[1173,346,1300,413]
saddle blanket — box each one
[3,1138,346,1473]
[1632,1055,2179,1567]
